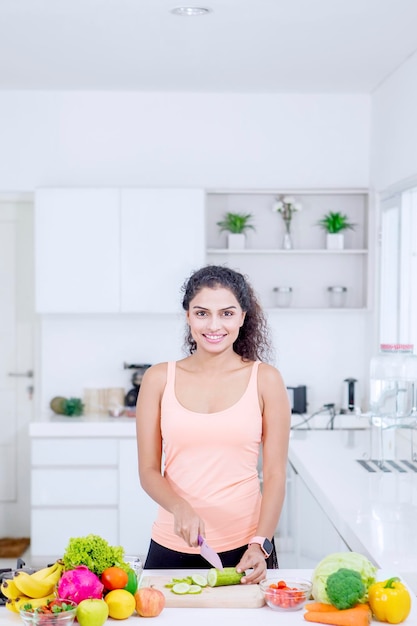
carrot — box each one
[304,604,371,626]
[305,602,370,613]
[305,603,339,612]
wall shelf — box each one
[207,248,368,255]
[266,307,371,313]
[206,188,370,310]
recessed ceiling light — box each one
[171,7,211,17]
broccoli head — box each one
[325,567,366,609]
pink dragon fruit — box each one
[57,565,104,604]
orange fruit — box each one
[104,589,136,619]
[101,566,129,590]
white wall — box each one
[39,314,185,415]
[38,310,372,419]
[0,91,369,190]
[2,91,371,418]
[371,50,417,191]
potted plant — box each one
[317,211,356,249]
[216,212,255,249]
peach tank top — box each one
[151,360,263,553]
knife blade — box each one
[197,534,224,570]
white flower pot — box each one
[227,233,246,250]
[326,233,344,250]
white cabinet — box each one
[35,188,120,313]
[120,188,206,313]
[206,190,370,310]
[30,436,157,560]
[35,187,206,314]
[118,439,158,555]
[30,437,120,557]
[277,462,349,569]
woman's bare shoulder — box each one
[142,362,168,387]
[258,361,284,383]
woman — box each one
[136,265,290,583]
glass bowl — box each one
[259,578,312,611]
[19,599,77,626]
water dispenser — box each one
[369,344,417,461]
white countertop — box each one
[288,429,417,582]
[29,415,137,437]
[29,412,366,436]
[1,569,416,625]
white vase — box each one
[227,233,246,250]
[326,233,344,250]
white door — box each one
[0,200,35,534]
[0,208,17,502]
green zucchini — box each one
[206,567,244,587]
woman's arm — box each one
[237,363,291,583]
[136,363,204,547]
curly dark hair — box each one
[181,265,273,362]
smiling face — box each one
[186,286,246,354]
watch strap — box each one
[248,535,273,558]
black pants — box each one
[144,538,278,569]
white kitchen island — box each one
[1,569,416,625]
[28,419,417,593]
[288,428,417,593]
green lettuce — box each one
[311,552,377,604]
[63,534,128,576]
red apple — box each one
[134,587,165,617]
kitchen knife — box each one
[198,534,224,570]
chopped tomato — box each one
[266,581,306,609]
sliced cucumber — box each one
[191,574,207,587]
[207,567,244,587]
[173,576,193,584]
[172,582,191,594]
[188,584,203,594]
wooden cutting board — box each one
[140,575,265,608]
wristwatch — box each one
[248,536,273,558]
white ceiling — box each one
[1,0,417,93]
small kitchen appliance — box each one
[124,362,152,407]
[286,385,307,414]
[341,377,360,414]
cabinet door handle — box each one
[8,369,34,378]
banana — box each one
[15,591,57,612]
[1,577,22,600]
[6,598,20,613]
[13,566,62,599]
[42,561,64,587]
[31,559,62,581]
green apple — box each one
[76,598,109,626]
